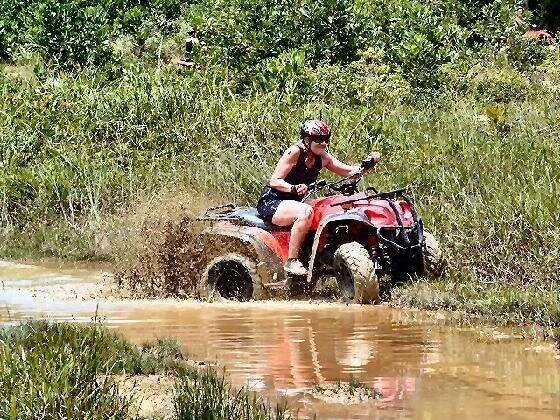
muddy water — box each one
[1,261,559,419]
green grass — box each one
[391,278,560,329]
[0,320,291,419]
[174,367,292,420]
[2,58,560,327]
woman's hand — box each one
[292,184,309,196]
[361,152,382,172]
[347,151,382,177]
[370,151,382,164]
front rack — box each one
[332,188,425,251]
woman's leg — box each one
[272,200,314,261]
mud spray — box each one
[114,190,207,297]
[114,190,259,298]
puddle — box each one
[0,260,559,418]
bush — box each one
[188,0,526,90]
[534,46,560,98]
[189,0,367,70]
[0,0,186,68]
[469,63,530,103]
[309,48,412,105]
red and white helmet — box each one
[300,119,331,139]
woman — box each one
[257,119,381,276]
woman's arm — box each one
[269,146,306,194]
[324,152,381,177]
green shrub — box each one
[308,48,412,105]
[0,0,186,67]
[469,63,530,102]
[189,0,367,70]
[534,45,560,98]
[359,0,468,89]
[188,0,524,89]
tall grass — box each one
[0,321,291,419]
[174,367,291,420]
[0,321,134,418]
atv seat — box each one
[229,207,275,230]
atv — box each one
[199,157,445,304]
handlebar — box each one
[301,154,379,201]
[302,173,364,201]
[361,155,377,171]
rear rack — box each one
[198,203,237,221]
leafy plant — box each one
[0,0,187,68]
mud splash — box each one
[113,191,225,298]
[116,214,206,297]
[1,260,560,419]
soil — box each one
[310,381,381,405]
[113,374,176,418]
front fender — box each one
[306,210,373,283]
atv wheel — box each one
[201,253,261,301]
[333,242,380,304]
[421,231,446,277]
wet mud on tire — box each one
[333,242,380,304]
[201,253,261,301]
[422,231,446,278]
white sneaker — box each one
[284,259,308,276]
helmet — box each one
[300,119,331,139]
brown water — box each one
[1,260,559,419]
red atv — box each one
[199,159,445,304]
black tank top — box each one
[259,146,323,202]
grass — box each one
[0,320,291,419]
[174,368,292,420]
[391,278,560,330]
[1,45,560,328]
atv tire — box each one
[201,253,262,301]
[333,242,380,304]
[421,231,446,278]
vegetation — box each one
[0,320,290,419]
[174,368,291,419]
[528,0,560,32]
[0,0,186,67]
[0,1,559,328]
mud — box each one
[311,380,382,405]
[114,190,225,298]
[116,214,206,297]
[114,374,175,418]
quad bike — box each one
[198,157,445,304]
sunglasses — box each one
[310,135,330,144]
